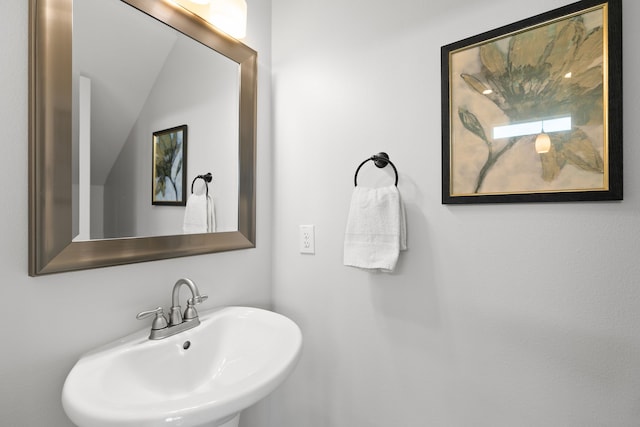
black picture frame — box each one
[152,124,188,206]
[441,0,622,204]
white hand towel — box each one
[344,185,407,272]
[183,193,216,233]
[206,195,216,233]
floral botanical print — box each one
[153,125,187,205]
[450,8,606,195]
[155,132,183,199]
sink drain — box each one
[183,341,191,350]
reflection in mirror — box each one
[29,0,257,275]
[72,0,240,240]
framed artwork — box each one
[152,125,187,206]
[441,0,622,204]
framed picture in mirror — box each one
[152,125,188,206]
[441,0,622,204]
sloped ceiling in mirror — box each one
[74,0,178,185]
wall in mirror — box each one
[71,0,240,240]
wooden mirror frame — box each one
[28,0,257,276]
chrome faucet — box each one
[169,278,208,325]
[136,278,208,340]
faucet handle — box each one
[189,294,208,305]
[183,295,208,321]
[136,307,169,330]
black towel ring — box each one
[191,172,213,197]
[354,152,398,187]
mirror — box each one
[72,0,241,239]
[29,0,257,275]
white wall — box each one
[0,1,272,426]
[269,0,640,426]
[5,0,640,425]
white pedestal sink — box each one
[62,306,302,427]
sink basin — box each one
[62,306,302,427]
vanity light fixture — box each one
[174,0,247,39]
[209,0,248,39]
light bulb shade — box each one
[535,133,551,154]
[173,0,210,19]
[209,0,247,39]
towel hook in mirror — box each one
[354,152,398,187]
[191,173,213,196]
